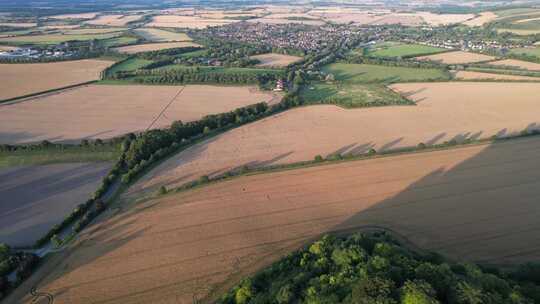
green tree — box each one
[400,280,439,304]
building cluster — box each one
[200,22,365,53]
[0,47,77,59]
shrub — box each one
[159,186,168,195]
[314,155,324,162]
[417,142,426,149]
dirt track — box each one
[8,136,540,304]
[128,82,540,197]
[0,163,111,247]
[0,84,278,144]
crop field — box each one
[148,15,235,29]
[509,47,540,59]
[250,53,303,67]
[0,84,280,144]
[0,162,112,247]
[133,28,192,42]
[10,135,540,303]
[0,22,36,28]
[85,14,143,26]
[127,82,540,197]
[452,70,540,81]
[50,12,99,20]
[0,45,19,51]
[106,57,153,74]
[300,82,410,107]
[113,41,201,54]
[416,50,495,64]
[366,42,447,58]
[100,36,138,48]
[0,32,122,45]
[61,28,127,35]
[322,63,450,83]
[488,59,540,71]
[462,12,498,26]
[0,59,113,101]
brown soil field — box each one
[417,51,495,64]
[85,14,143,26]
[0,59,113,101]
[488,59,540,71]
[0,162,111,247]
[0,84,280,144]
[250,53,303,67]
[370,14,423,26]
[133,28,191,42]
[113,41,201,54]
[8,136,540,304]
[147,15,235,29]
[462,12,498,26]
[413,11,474,25]
[452,70,540,81]
[128,82,540,197]
[50,12,98,20]
[0,45,19,51]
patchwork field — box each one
[148,15,235,29]
[250,53,303,67]
[509,47,540,59]
[462,12,498,26]
[0,22,36,28]
[488,59,540,71]
[0,59,113,101]
[113,41,200,54]
[0,84,280,144]
[452,70,540,81]
[10,135,540,303]
[85,14,143,26]
[366,42,447,58]
[128,82,540,197]
[0,162,112,247]
[322,63,450,83]
[61,28,127,35]
[133,28,191,42]
[416,50,496,64]
[0,32,122,45]
[50,12,98,20]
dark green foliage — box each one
[218,233,535,304]
[0,244,39,300]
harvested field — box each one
[0,84,280,144]
[148,15,235,29]
[50,12,98,20]
[0,45,19,51]
[452,70,540,81]
[113,41,201,54]
[0,59,113,101]
[85,14,143,26]
[247,17,324,26]
[0,162,111,247]
[250,53,302,67]
[133,28,191,42]
[0,22,36,28]
[416,50,495,64]
[9,136,540,304]
[128,82,540,197]
[488,59,540,71]
[462,12,498,26]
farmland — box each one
[0,162,112,247]
[10,135,540,303]
[133,28,192,42]
[0,84,280,144]
[366,42,447,58]
[148,15,235,29]
[0,59,113,101]
[509,47,540,59]
[250,53,303,68]
[416,51,495,64]
[452,70,540,81]
[0,32,123,45]
[112,41,201,54]
[488,59,540,71]
[128,82,540,197]
[85,14,143,26]
[106,57,153,74]
[322,63,450,83]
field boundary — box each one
[0,80,98,105]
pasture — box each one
[250,53,303,67]
[113,41,201,54]
[416,50,495,64]
[322,63,450,83]
[106,57,153,74]
[133,28,191,42]
[366,42,447,58]
[0,162,112,247]
[509,47,540,59]
[127,82,540,197]
[0,84,280,144]
[0,59,113,101]
[11,136,540,303]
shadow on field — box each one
[330,134,540,266]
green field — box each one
[300,82,412,108]
[0,31,122,45]
[107,57,153,74]
[367,42,446,58]
[100,36,138,48]
[510,47,540,58]
[322,63,450,83]
[0,146,120,168]
[157,65,281,75]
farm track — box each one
[7,135,540,304]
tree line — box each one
[0,243,39,300]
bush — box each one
[314,155,324,162]
[159,186,168,195]
[417,142,426,149]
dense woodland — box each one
[219,233,540,304]
[0,244,39,300]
